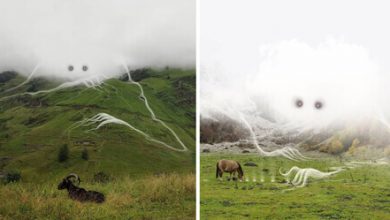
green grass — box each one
[201,153,390,220]
[0,68,195,218]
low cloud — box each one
[201,38,389,130]
[0,0,195,80]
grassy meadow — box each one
[0,69,195,219]
[201,153,390,220]
[0,173,195,219]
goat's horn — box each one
[66,173,80,184]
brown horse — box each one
[216,159,244,181]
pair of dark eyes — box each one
[68,65,88,72]
[295,99,323,109]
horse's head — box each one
[237,162,244,181]
[237,172,244,181]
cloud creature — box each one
[280,166,344,187]
[0,0,195,80]
[202,38,388,131]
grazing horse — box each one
[216,159,244,181]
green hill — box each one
[0,68,195,181]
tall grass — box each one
[0,173,195,219]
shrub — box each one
[93,172,110,184]
[58,144,69,162]
[0,71,17,83]
[4,170,21,183]
[81,148,89,160]
[320,138,344,155]
[348,139,361,155]
[328,139,344,155]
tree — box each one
[81,148,89,160]
[58,144,69,162]
[4,170,21,183]
[93,172,110,184]
[328,139,344,155]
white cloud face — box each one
[0,0,195,80]
[250,39,381,128]
[202,38,386,130]
[200,0,390,131]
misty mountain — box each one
[200,111,390,158]
[0,68,195,181]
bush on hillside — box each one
[0,71,17,83]
[3,170,21,184]
[81,148,89,160]
[58,144,69,162]
[93,172,110,184]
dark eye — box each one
[68,65,74,71]
[82,65,88,71]
[314,101,323,109]
[295,99,304,108]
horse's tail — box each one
[216,162,220,178]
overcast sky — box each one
[201,0,390,129]
[0,0,195,80]
[201,0,390,75]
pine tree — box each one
[81,148,89,160]
[58,144,69,162]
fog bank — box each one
[0,0,195,80]
[201,38,390,130]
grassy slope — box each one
[201,153,390,220]
[0,69,195,219]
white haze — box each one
[201,0,390,130]
[202,39,389,129]
[251,39,383,128]
[0,0,195,80]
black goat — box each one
[58,173,105,203]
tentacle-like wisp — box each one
[239,113,312,161]
[2,63,41,94]
[2,62,189,153]
[68,113,187,152]
[120,62,188,152]
[0,75,108,102]
[280,166,344,187]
